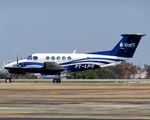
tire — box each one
[5,78,11,83]
[53,78,61,83]
[53,78,58,83]
[58,78,61,83]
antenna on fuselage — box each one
[73,50,76,54]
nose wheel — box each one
[5,77,11,83]
[53,78,61,83]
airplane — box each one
[4,33,146,83]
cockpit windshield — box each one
[27,55,32,60]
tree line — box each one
[67,61,150,79]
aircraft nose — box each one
[4,61,17,69]
[4,63,12,69]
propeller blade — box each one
[17,54,18,64]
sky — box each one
[0,0,150,65]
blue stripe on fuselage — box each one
[60,60,110,65]
[19,62,44,66]
[60,57,121,66]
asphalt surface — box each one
[0,83,150,119]
[0,118,150,120]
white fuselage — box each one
[5,53,129,74]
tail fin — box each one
[110,33,146,58]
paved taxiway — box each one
[0,82,150,119]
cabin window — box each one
[67,56,71,60]
[51,56,55,60]
[62,56,66,60]
[27,55,32,60]
[33,56,38,60]
[57,56,60,60]
[46,56,50,60]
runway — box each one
[0,82,150,119]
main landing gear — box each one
[53,78,61,83]
[53,73,61,83]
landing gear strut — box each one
[53,73,61,83]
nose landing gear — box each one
[5,77,11,83]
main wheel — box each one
[5,78,11,83]
[57,78,61,83]
[53,78,61,83]
[53,78,58,83]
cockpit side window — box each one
[33,56,38,60]
[27,55,32,60]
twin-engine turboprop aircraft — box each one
[4,33,146,83]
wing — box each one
[42,62,66,72]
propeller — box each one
[12,54,26,79]
[21,55,22,60]
[17,54,19,65]
[13,54,19,68]
[16,54,19,79]
[15,54,26,67]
